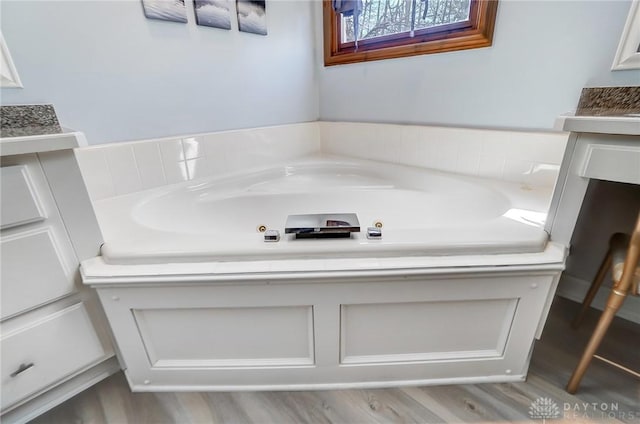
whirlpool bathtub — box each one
[94,156,553,265]
[82,155,566,391]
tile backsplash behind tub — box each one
[76,121,568,201]
[75,123,321,201]
[320,122,568,188]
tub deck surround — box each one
[78,121,568,392]
[92,156,554,265]
[81,242,566,282]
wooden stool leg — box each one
[566,288,628,394]
[572,249,612,328]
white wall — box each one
[316,0,640,131]
[0,0,318,144]
[3,1,638,143]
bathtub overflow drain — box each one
[374,221,383,229]
[257,225,267,233]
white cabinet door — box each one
[1,229,76,319]
[1,156,78,319]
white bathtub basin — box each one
[95,156,553,264]
[84,155,565,392]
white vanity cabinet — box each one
[547,115,640,247]
[546,115,640,322]
[0,132,118,424]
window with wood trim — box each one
[323,0,498,66]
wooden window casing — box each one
[323,0,498,66]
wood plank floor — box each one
[31,297,640,423]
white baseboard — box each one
[556,274,640,324]
[1,356,121,424]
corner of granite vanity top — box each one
[0,104,63,138]
[575,86,640,117]
[559,86,640,135]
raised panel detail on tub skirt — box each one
[92,271,561,391]
[340,299,517,364]
[133,306,314,367]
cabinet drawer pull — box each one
[10,362,34,378]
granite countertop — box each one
[559,86,640,136]
[575,86,640,117]
[0,104,63,138]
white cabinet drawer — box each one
[0,165,45,230]
[1,303,105,410]
[580,142,640,185]
[1,229,77,319]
